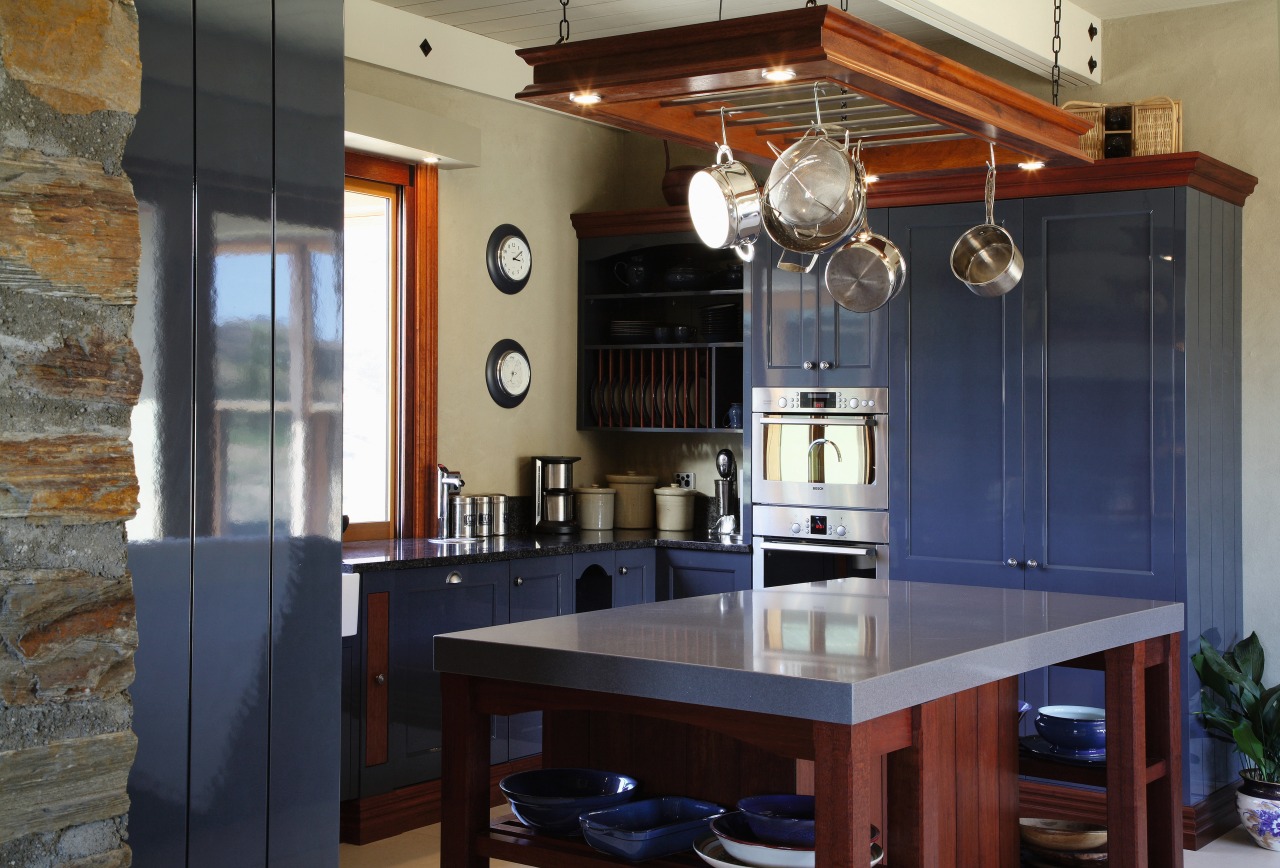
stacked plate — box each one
[1019,818,1108,866]
[700,303,741,343]
[609,320,658,343]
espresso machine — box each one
[533,456,580,534]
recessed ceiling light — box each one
[569,92,602,105]
[423,156,439,164]
[762,69,796,83]
[1018,160,1046,170]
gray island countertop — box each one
[435,577,1183,725]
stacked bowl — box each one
[498,768,637,836]
[694,795,883,868]
[1019,818,1108,866]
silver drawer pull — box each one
[374,673,386,686]
[514,576,524,586]
[618,566,629,575]
[446,571,462,584]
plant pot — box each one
[1238,769,1280,850]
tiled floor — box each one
[338,809,1272,867]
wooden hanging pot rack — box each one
[515,5,1095,176]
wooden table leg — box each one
[953,679,1021,868]
[814,720,873,868]
[441,673,491,868]
[1147,633,1184,868]
[886,695,957,868]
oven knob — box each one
[791,522,802,534]
[836,525,846,537]
[778,396,788,408]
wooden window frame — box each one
[343,152,439,540]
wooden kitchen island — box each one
[436,578,1184,868]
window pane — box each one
[342,189,393,524]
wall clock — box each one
[485,339,531,408]
[486,224,532,294]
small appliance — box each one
[533,456,580,534]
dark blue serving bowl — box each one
[499,768,638,836]
[580,796,726,861]
[1033,705,1106,752]
[737,794,816,847]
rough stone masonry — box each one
[0,2,142,866]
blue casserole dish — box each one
[580,796,726,861]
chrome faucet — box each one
[435,464,465,540]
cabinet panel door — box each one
[509,555,572,759]
[661,549,751,600]
[752,237,820,388]
[573,550,616,612]
[614,548,656,607]
[817,209,889,388]
[1021,191,1178,601]
[363,563,508,796]
[888,202,1026,588]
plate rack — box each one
[586,347,713,430]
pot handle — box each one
[733,242,755,263]
[777,250,818,273]
[984,142,997,225]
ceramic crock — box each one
[1238,769,1280,850]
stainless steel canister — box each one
[482,494,508,536]
[450,495,477,538]
[472,495,492,537]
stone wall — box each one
[0,1,141,866]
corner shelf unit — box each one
[573,210,746,433]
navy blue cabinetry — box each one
[751,212,889,389]
[509,556,571,759]
[658,549,752,600]
[614,548,657,607]
[359,563,509,797]
[888,186,1244,805]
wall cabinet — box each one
[887,185,1243,803]
[750,216,889,390]
[657,549,752,600]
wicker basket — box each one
[1063,97,1182,159]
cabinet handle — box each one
[374,673,386,686]
[819,360,832,370]
[1006,558,1021,568]
[513,576,524,586]
[1027,559,1040,569]
[618,567,629,575]
[446,571,462,584]
[803,361,815,370]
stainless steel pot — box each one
[951,150,1023,297]
[689,144,761,263]
[824,153,905,313]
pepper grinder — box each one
[713,448,737,535]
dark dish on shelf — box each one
[579,796,726,862]
[498,768,638,836]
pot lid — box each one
[607,472,658,484]
[654,484,694,497]
[574,485,616,494]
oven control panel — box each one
[753,505,888,545]
[752,387,887,414]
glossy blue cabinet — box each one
[508,556,572,759]
[614,548,657,607]
[658,549,752,600]
[887,186,1244,805]
[751,214,889,389]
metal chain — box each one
[556,0,570,44]
[1051,0,1063,106]
[805,0,816,7]
[841,0,849,9]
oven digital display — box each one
[810,514,828,534]
[800,391,837,409]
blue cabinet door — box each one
[887,201,1026,588]
[363,562,509,796]
[509,555,572,759]
[660,549,752,600]
[614,548,656,607]
[1020,190,1178,602]
[751,216,889,390]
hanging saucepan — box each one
[950,144,1023,297]
[824,146,905,313]
[688,108,761,263]
[760,89,864,272]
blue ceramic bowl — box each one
[737,794,816,847]
[580,796,725,861]
[1033,705,1106,752]
[499,768,638,836]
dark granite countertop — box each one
[342,530,751,572]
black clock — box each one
[486,224,532,294]
[485,339,531,408]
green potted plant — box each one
[1192,632,1280,850]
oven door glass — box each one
[754,415,884,508]
[759,542,880,588]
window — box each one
[342,153,438,541]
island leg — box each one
[441,673,491,868]
[814,720,873,868]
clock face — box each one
[499,235,531,282]
[497,349,531,397]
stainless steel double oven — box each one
[751,387,889,588]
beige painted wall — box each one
[942,0,1280,665]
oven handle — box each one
[758,540,876,557]
[756,416,876,426]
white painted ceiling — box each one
[372,0,1240,49]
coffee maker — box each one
[533,456,580,534]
